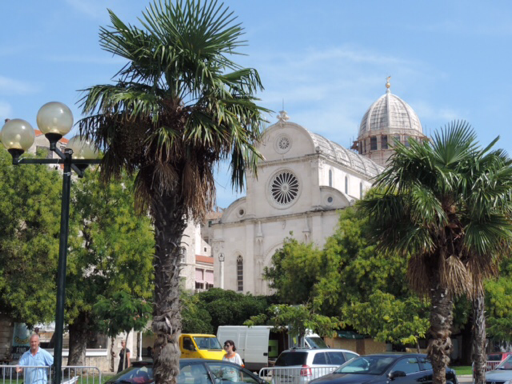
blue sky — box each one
[2,1,512,208]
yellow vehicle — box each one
[179,333,226,360]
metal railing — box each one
[259,365,339,384]
[0,365,101,384]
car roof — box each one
[133,359,243,367]
[364,353,427,357]
[182,334,216,337]
[282,348,357,353]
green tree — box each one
[263,238,322,306]
[180,291,214,334]
[264,208,429,347]
[65,169,154,365]
[94,291,152,370]
[78,2,268,380]
[359,123,512,384]
[246,304,341,344]
[342,290,428,349]
[485,256,512,344]
[181,288,272,334]
[0,149,61,325]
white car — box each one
[271,348,359,384]
[486,354,512,384]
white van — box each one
[217,325,327,371]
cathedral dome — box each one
[358,80,422,138]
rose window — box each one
[278,137,290,150]
[270,172,299,206]
[275,135,292,154]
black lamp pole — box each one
[2,103,100,384]
[11,146,100,384]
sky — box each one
[2,1,512,208]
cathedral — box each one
[211,80,427,295]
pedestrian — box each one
[222,340,243,381]
[16,334,53,384]
[117,340,131,373]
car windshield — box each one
[335,356,397,375]
[306,337,328,349]
[109,366,154,384]
[497,356,512,370]
[193,336,222,350]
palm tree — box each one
[78,1,268,382]
[359,122,512,384]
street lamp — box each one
[1,102,100,384]
[218,253,225,289]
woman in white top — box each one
[222,340,243,381]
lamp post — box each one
[1,102,100,384]
[218,253,225,289]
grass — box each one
[452,366,472,375]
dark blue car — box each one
[105,359,267,384]
[309,353,458,384]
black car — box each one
[309,353,458,384]
[105,359,267,384]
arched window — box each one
[360,182,363,199]
[345,176,349,194]
[237,256,243,292]
[328,169,333,187]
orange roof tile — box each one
[195,255,213,264]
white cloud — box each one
[0,76,39,95]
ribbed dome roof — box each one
[359,88,422,137]
[306,129,383,179]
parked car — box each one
[270,348,359,384]
[487,352,512,371]
[105,359,267,384]
[179,333,225,360]
[309,353,458,384]
[486,354,512,384]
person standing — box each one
[117,340,131,373]
[222,340,243,381]
[16,334,53,384]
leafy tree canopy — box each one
[66,168,154,325]
[264,207,430,346]
[485,256,512,342]
[181,288,273,334]
[0,149,62,325]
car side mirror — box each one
[388,371,406,380]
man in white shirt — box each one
[17,334,54,384]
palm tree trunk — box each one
[110,337,115,372]
[150,193,188,384]
[472,293,487,384]
[427,277,453,384]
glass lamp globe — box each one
[66,135,99,159]
[1,119,36,152]
[36,102,73,138]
